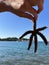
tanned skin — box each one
[28,0,44,13]
[0,0,44,22]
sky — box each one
[0,0,49,41]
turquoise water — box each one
[0,41,49,65]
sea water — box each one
[0,41,49,65]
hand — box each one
[0,0,3,2]
[34,11,38,21]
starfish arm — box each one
[19,30,33,39]
[34,34,38,53]
[37,26,47,32]
[37,32,48,45]
[28,34,33,50]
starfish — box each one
[19,20,48,53]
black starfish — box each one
[19,20,48,53]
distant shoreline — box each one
[0,37,29,41]
[0,37,49,43]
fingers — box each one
[37,1,44,14]
[20,0,38,21]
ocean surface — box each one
[0,41,49,65]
